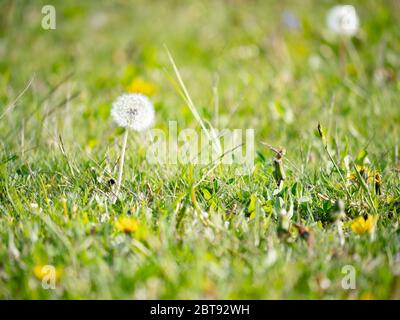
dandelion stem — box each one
[324,143,351,198]
[352,162,378,214]
[339,37,347,76]
[114,129,129,202]
[318,123,351,198]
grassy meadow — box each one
[1,0,400,299]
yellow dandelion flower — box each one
[347,171,357,181]
[347,165,370,181]
[360,292,374,300]
[115,216,138,234]
[350,215,379,235]
[127,79,156,96]
[347,165,379,187]
[33,265,62,281]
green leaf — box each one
[248,194,257,214]
[355,149,368,165]
[201,188,212,201]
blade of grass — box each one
[164,45,221,155]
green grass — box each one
[1,0,400,299]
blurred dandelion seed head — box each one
[326,5,359,37]
[111,93,155,131]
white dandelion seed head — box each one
[326,5,359,37]
[111,93,155,131]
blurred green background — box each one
[0,0,399,299]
